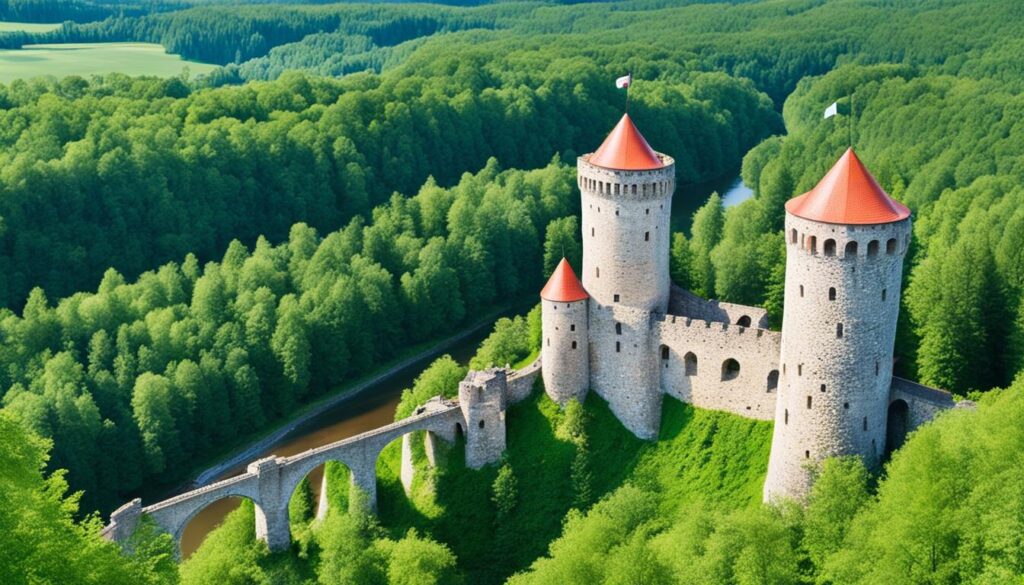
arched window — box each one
[661,346,669,360]
[767,370,779,392]
[809,235,818,254]
[737,315,752,327]
[805,450,810,459]
[828,287,836,301]
[845,241,858,257]
[837,323,844,338]
[886,238,897,254]
[790,229,798,244]
[820,384,826,392]
[721,359,741,381]
[867,240,880,257]
[824,239,837,256]
[684,352,698,376]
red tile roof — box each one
[588,114,665,171]
[785,148,910,225]
[540,258,589,302]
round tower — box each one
[764,148,912,502]
[577,114,674,439]
[541,258,590,405]
[578,114,675,313]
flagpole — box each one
[625,72,631,114]
[849,92,854,147]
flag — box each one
[823,101,839,119]
[616,74,632,89]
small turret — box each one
[541,258,590,405]
[764,148,912,502]
[459,369,507,469]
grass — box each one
[0,22,61,33]
[0,43,217,83]
[374,383,773,584]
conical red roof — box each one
[785,148,910,225]
[540,258,589,302]
[588,114,665,171]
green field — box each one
[0,42,217,83]
[0,21,61,33]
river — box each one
[178,172,753,558]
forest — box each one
[2,0,1024,583]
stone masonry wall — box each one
[578,156,675,313]
[588,303,662,439]
[459,369,507,469]
[542,298,589,405]
[668,284,770,329]
[653,315,781,420]
[764,213,911,502]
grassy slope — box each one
[375,384,772,584]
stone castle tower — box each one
[763,148,912,501]
[539,115,949,503]
[578,114,675,439]
[541,258,590,404]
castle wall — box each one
[588,303,662,439]
[578,157,675,313]
[889,377,955,432]
[653,315,781,420]
[507,357,541,405]
[764,213,911,501]
[541,298,589,404]
[668,285,770,329]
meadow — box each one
[0,21,61,33]
[0,42,217,83]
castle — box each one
[105,114,962,553]
[540,113,955,501]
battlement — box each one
[667,284,770,329]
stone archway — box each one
[886,399,910,456]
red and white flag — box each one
[616,74,632,89]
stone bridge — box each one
[104,361,542,557]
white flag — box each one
[616,74,632,89]
[823,101,839,119]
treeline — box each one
[0,159,576,514]
[203,33,420,86]
[9,0,1021,106]
[0,67,775,309]
[674,63,1024,395]
[0,3,519,63]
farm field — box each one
[0,21,61,32]
[0,42,217,82]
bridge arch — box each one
[173,494,268,560]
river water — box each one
[178,172,753,558]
